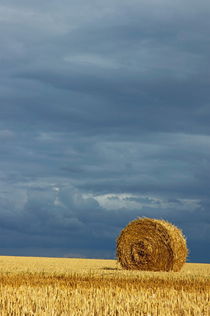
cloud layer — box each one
[0,0,210,262]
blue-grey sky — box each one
[1,0,210,262]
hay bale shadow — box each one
[101,267,119,271]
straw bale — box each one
[116,217,188,271]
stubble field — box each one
[0,256,209,315]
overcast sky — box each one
[1,0,210,262]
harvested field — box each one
[0,256,209,315]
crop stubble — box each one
[0,256,209,316]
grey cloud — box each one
[0,0,210,262]
[0,182,209,261]
[0,184,120,257]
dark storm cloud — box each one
[0,0,210,262]
[2,0,210,135]
[0,182,209,261]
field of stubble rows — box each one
[0,256,209,316]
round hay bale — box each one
[116,217,188,272]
